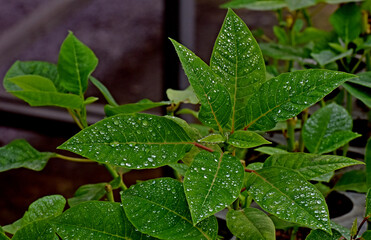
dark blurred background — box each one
[0,0,334,226]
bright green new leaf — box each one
[58,113,194,169]
[210,9,266,131]
[334,169,367,193]
[8,75,57,92]
[198,134,224,144]
[330,3,362,44]
[176,108,199,118]
[245,70,354,131]
[311,49,353,66]
[221,0,287,10]
[3,195,65,234]
[226,208,275,240]
[366,137,371,189]
[245,167,331,233]
[122,178,218,240]
[168,162,189,176]
[259,43,310,62]
[90,76,118,106]
[184,151,244,224]
[166,86,199,104]
[305,228,342,240]
[52,201,155,240]
[57,32,98,96]
[171,39,232,132]
[264,153,364,180]
[351,218,358,237]
[67,183,107,207]
[228,130,271,148]
[0,139,55,172]
[246,162,264,170]
[83,96,99,105]
[343,82,371,108]
[255,147,288,155]
[105,99,170,117]
[285,0,316,10]
[303,103,360,154]
[11,220,56,240]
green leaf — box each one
[3,195,65,234]
[52,201,155,240]
[259,43,310,61]
[303,103,361,154]
[105,99,170,117]
[245,167,331,233]
[121,178,218,240]
[0,139,55,172]
[210,9,266,131]
[325,0,363,3]
[57,32,98,95]
[83,96,99,105]
[285,0,316,10]
[334,169,367,193]
[90,76,118,106]
[363,231,371,239]
[3,61,58,91]
[168,162,189,176]
[330,3,362,44]
[305,228,342,240]
[343,82,371,108]
[166,86,199,104]
[226,208,275,240]
[245,70,354,131]
[315,183,331,196]
[0,227,9,240]
[312,172,334,183]
[198,134,224,144]
[8,75,57,92]
[366,137,371,189]
[246,162,264,170]
[351,218,358,237]
[255,146,288,155]
[221,0,287,10]
[228,130,271,148]
[311,49,353,66]
[352,72,371,88]
[58,113,194,169]
[269,215,299,230]
[171,39,232,132]
[67,183,107,207]
[263,153,364,180]
[12,220,56,240]
[176,108,199,118]
[184,151,244,224]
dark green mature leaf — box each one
[184,151,244,224]
[311,49,353,66]
[3,61,58,91]
[3,195,65,234]
[226,208,275,240]
[264,153,363,180]
[366,189,371,218]
[52,201,156,240]
[228,130,271,148]
[366,138,371,188]
[104,99,170,117]
[303,103,360,154]
[330,3,362,44]
[285,0,316,10]
[245,167,331,233]
[67,183,107,207]
[171,39,232,132]
[259,43,309,61]
[90,76,118,106]
[59,113,194,169]
[245,70,354,131]
[255,147,288,155]
[210,9,266,131]
[166,86,199,104]
[325,0,363,3]
[334,169,367,193]
[343,82,371,108]
[12,220,56,240]
[122,178,218,240]
[0,227,9,240]
[57,32,98,96]
[221,0,287,10]
[0,139,55,172]
[363,231,371,239]
[305,228,342,240]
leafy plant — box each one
[0,7,368,240]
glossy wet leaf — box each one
[198,134,224,144]
[3,195,65,234]
[12,220,56,240]
[221,0,287,10]
[264,153,363,180]
[67,183,107,207]
[245,167,331,233]
[285,0,316,10]
[333,169,367,193]
[57,32,98,95]
[312,172,334,183]
[121,178,218,240]
[255,147,288,155]
[166,86,199,104]
[228,130,271,148]
[245,70,354,131]
[343,82,371,108]
[0,139,55,172]
[269,216,299,230]
[366,137,371,188]
[246,162,264,171]
[305,228,342,240]
[259,43,309,61]
[168,163,189,176]
[90,76,118,106]
[303,103,360,154]
[311,49,353,66]
[59,113,194,169]
[171,39,232,132]
[184,151,244,224]
[226,208,275,240]
[330,3,362,44]
[52,201,155,240]
[105,99,170,117]
[210,9,266,131]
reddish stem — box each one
[193,142,215,152]
[240,187,246,193]
[244,169,256,173]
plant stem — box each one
[193,142,214,152]
[105,164,128,191]
[55,154,94,163]
[286,118,297,152]
[299,109,308,152]
[233,198,240,210]
[290,227,299,240]
[302,9,312,27]
[67,109,84,130]
[105,184,114,202]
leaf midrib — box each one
[71,37,83,97]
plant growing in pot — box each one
[0,7,369,240]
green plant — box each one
[0,8,369,240]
